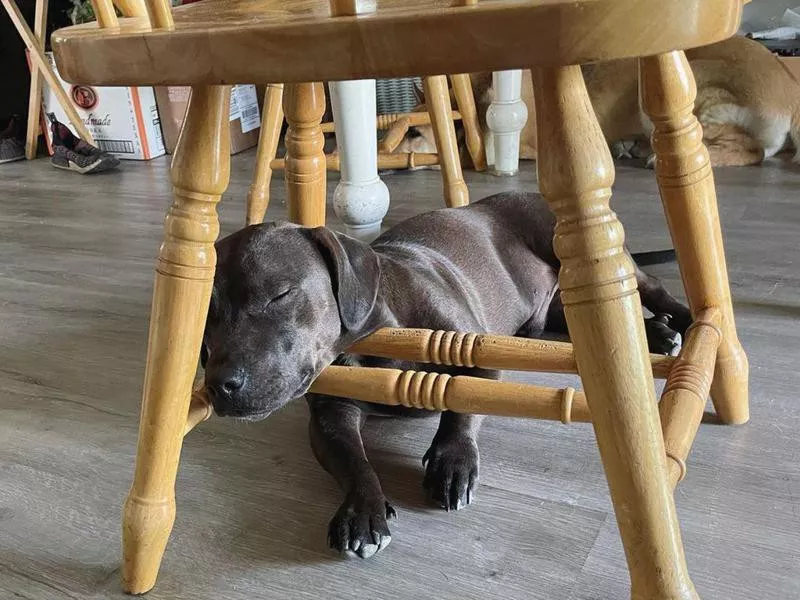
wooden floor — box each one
[1,153,799,600]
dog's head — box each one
[202,223,381,420]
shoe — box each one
[48,113,119,174]
[0,115,25,164]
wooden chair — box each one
[51,0,749,597]
[246,74,486,231]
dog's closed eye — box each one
[245,287,297,317]
[269,287,296,305]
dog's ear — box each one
[307,227,381,333]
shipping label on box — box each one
[232,85,261,133]
[155,84,261,155]
[42,52,165,161]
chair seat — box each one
[52,0,740,86]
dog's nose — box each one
[207,367,247,406]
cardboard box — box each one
[42,52,165,161]
[154,85,261,155]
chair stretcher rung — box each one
[184,388,213,436]
[186,356,720,490]
[270,152,440,172]
[659,308,722,488]
[185,315,721,492]
[310,365,593,421]
[348,328,675,378]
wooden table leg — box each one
[246,83,284,226]
[121,86,231,595]
[283,82,327,227]
[423,75,469,207]
[449,73,486,171]
[640,51,749,425]
[532,65,699,600]
[24,0,48,159]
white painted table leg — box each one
[329,79,390,241]
[486,69,528,176]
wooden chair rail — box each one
[659,308,722,488]
[318,110,463,134]
[270,152,439,172]
[349,328,676,378]
[185,391,214,435]
[310,367,592,419]
[186,316,723,491]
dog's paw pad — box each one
[423,436,479,512]
[328,497,394,559]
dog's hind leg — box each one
[423,381,488,511]
[544,277,688,356]
[308,395,395,559]
[701,122,764,167]
[634,267,693,335]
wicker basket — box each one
[375,77,423,115]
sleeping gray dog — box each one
[202,191,691,559]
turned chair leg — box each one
[486,69,527,176]
[122,86,231,594]
[423,75,469,208]
[449,73,486,171]
[640,51,749,425]
[283,82,327,227]
[532,65,699,600]
[24,0,47,159]
[329,79,390,239]
[246,83,284,226]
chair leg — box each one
[423,75,469,208]
[532,65,699,600]
[122,86,231,594]
[449,73,486,171]
[640,52,749,425]
[246,83,284,226]
[486,69,527,176]
[283,82,327,227]
[329,79,390,240]
[24,0,47,159]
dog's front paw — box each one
[328,494,396,559]
[611,140,634,160]
[423,435,479,511]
